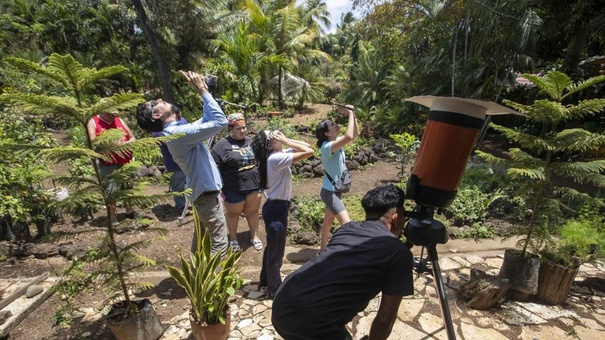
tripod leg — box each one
[427,245,456,340]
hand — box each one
[180,70,208,94]
[335,103,355,116]
[270,130,286,143]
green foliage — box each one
[477,70,605,255]
[542,217,605,267]
[447,188,493,227]
[452,225,497,240]
[292,195,325,232]
[166,210,242,325]
[390,132,419,177]
[51,250,97,329]
[0,53,176,314]
[0,110,54,236]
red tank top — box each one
[93,115,133,165]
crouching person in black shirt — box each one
[272,184,414,340]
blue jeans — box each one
[192,192,228,255]
[260,199,290,295]
[169,171,187,209]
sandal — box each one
[229,240,241,252]
[251,239,263,251]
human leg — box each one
[170,170,187,209]
[243,191,262,250]
[319,189,348,251]
[320,208,335,251]
[260,200,289,295]
[223,200,244,241]
[192,193,228,255]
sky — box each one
[325,0,359,33]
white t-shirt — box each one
[265,149,294,200]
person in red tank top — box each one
[86,112,137,221]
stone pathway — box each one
[159,251,605,340]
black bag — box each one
[325,168,352,193]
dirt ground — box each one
[1,103,405,339]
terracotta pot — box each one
[189,311,231,340]
[107,299,164,340]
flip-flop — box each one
[251,239,263,251]
[229,240,241,252]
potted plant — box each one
[167,211,243,340]
[537,215,605,305]
[477,70,605,297]
[0,53,177,339]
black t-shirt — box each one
[211,136,260,192]
[272,220,414,339]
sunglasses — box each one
[149,100,156,113]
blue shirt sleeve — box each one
[165,93,227,148]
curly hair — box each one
[251,130,270,190]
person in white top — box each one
[251,130,314,298]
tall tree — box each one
[131,0,175,102]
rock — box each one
[293,231,318,245]
[32,244,59,259]
[59,244,88,260]
[26,285,43,298]
[0,241,12,257]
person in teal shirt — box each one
[314,104,359,253]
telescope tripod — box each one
[404,215,456,340]
[407,242,456,340]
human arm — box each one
[119,118,136,143]
[330,104,360,154]
[86,118,97,141]
[368,294,402,340]
[271,131,314,163]
[164,95,227,148]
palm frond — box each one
[81,66,130,89]
[508,167,546,181]
[87,93,145,118]
[554,129,605,153]
[0,93,82,122]
[490,123,553,153]
[47,53,84,92]
[3,56,69,87]
[522,71,571,101]
[563,75,605,100]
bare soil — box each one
[1,103,404,339]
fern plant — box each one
[477,70,605,256]
[0,53,178,316]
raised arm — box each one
[167,71,228,148]
[330,104,359,154]
[272,131,314,163]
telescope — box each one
[403,96,519,340]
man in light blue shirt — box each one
[136,71,229,254]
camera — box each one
[205,74,218,94]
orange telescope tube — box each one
[405,96,519,208]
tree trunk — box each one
[278,67,284,110]
[536,260,579,305]
[131,0,175,103]
[459,269,510,310]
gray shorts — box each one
[320,188,346,215]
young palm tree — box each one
[477,71,605,255]
[0,53,177,315]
